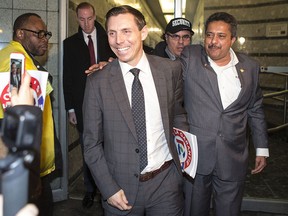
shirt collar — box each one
[165,46,177,61]
[208,48,239,70]
[119,51,149,76]
[82,28,96,39]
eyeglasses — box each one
[166,33,191,41]
[21,28,52,40]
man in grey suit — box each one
[181,12,269,216]
[83,5,188,216]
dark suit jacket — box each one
[83,54,188,215]
[153,41,170,59]
[63,21,115,133]
[181,45,268,181]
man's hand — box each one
[107,189,132,211]
[10,72,33,106]
[68,111,77,125]
[85,57,114,76]
[251,156,267,174]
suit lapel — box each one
[199,49,223,110]
[202,56,223,110]
[109,62,138,141]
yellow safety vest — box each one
[0,41,55,177]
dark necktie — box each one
[130,68,148,172]
[88,35,96,65]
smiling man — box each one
[181,12,269,216]
[82,5,188,216]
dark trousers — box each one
[32,174,53,216]
[185,171,245,216]
[183,174,193,216]
[105,163,184,216]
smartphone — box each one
[9,53,25,92]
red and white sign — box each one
[173,127,198,178]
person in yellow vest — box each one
[0,13,62,216]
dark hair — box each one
[205,12,237,38]
[13,13,41,39]
[105,5,146,31]
[76,2,95,15]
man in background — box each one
[181,12,269,216]
[153,17,194,60]
[0,13,62,216]
[63,1,115,208]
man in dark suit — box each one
[181,12,269,216]
[63,2,115,208]
[83,5,188,216]
[10,62,20,88]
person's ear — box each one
[231,36,236,45]
[16,29,24,39]
[141,25,148,41]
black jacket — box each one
[63,21,115,133]
[153,41,170,59]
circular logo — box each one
[173,129,192,170]
[0,84,10,109]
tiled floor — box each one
[245,133,288,200]
[53,131,288,216]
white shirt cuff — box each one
[68,109,75,113]
[256,148,269,157]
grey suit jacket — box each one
[181,45,268,181]
[83,54,188,214]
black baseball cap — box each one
[165,18,194,35]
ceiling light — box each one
[159,0,186,23]
[113,0,141,9]
[238,37,246,45]
[149,27,162,32]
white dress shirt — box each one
[119,52,172,173]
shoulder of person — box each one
[147,53,171,63]
[64,32,83,43]
[95,21,106,33]
[148,55,182,76]
[235,51,259,66]
[181,44,204,61]
[88,59,117,80]
[184,44,203,52]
